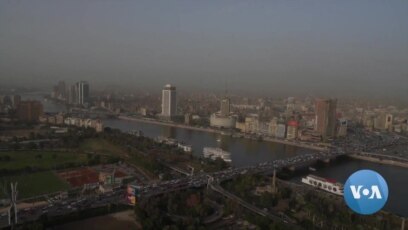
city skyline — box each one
[1,1,408,229]
[1,1,408,98]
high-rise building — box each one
[68,84,78,105]
[315,99,337,139]
[337,119,348,137]
[161,84,177,118]
[11,95,21,109]
[268,117,278,137]
[51,81,67,101]
[220,98,231,117]
[16,101,43,122]
[76,81,90,105]
[286,97,295,115]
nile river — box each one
[32,93,408,216]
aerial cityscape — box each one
[1,1,408,230]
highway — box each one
[0,190,125,228]
[139,151,343,198]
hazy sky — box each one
[1,0,407,97]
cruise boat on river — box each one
[301,175,344,196]
[203,147,232,163]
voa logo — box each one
[350,185,382,199]
[344,170,388,215]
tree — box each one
[28,142,37,149]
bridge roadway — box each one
[139,151,343,198]
[161,162,191,176]
[137,153,336,227]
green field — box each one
[0,151,87,171]
[79,138,126,156]
[0,171,69,199]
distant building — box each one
[244,114,259,134]
[286,120,299,140]
[210,97,236,129]
[11,95,21,109]
[258,121,270,136]
[268,117,278,137]
[16,101,43,122]
[220,98,231,117]
[374,113,393,131]
[76,81,90,105]
[184,113,192,125]
[315,99,337,139]
[55,113,65,125]
[52,81,67,101]
[68,84,78,104]
[139,108,148,116]
[275,124,286,138]
[235,121,246,132]
[337,119,348,137]
[161,84,177,118]
[210,113,236,128]
[286,97,295,115]
[362,111,375,130]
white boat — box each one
[301,175,343,196]
[308,167,316,172]
[203,147,232,163]
[177,143,192,153]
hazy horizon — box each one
[1,0,407,98]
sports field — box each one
[79,138,126,156]
[0,151,87,171]
[0,171,69,199]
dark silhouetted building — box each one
[16,101,43,122]
[315,99,337,139]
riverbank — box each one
[118,116,327,152]
[349,152,408,169]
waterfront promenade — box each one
[350,152,408,169]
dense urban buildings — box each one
[1,0,408,228]
[52,80,90,106]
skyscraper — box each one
[76,81,90,105]
[220,98,230,117]
[315,99,337,139]
[161,84,177,118]
[68,84,78,105]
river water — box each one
[102,118,408,217]
[28,93,408,216]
